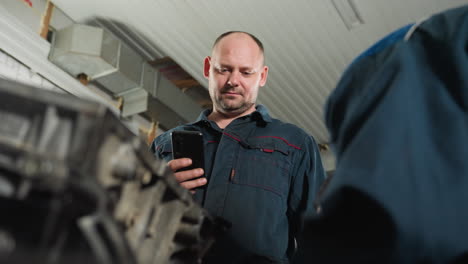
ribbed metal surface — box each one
[53,0,468,143]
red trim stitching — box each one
[255,136,302,150]
[223,132,241,142]
[262,148,274,153]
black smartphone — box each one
[170,130,205,172]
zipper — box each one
[229,168,236,182]
[313,172,334,215]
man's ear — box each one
[259,66,269,87]
[203,56,211,78]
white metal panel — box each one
[0,50,63,93]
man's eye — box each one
[243,71,254,75]
[218,68,229,73]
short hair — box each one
[212,31,264,55]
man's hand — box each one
[167,158,207,191]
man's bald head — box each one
[211,31,265,64]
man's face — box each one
[204,33,268,116]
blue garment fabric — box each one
[296,5,468,264]
[349,23,413,67]
[150,105,326,263]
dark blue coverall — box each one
[296,5,468,264]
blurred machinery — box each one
[0,79,224,264]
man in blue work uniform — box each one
[151,31,326,263]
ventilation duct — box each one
[48,23,202,127]
[48,24,121,81]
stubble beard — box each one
[210,83,258,116]
[217,97,254,115]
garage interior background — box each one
[1,0,468,173]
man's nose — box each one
[227,71,240,87]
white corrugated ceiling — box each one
[52,0,468,143]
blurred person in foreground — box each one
[295,5,468,264]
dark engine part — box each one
[0,79,224,264]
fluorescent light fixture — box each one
[332,0,364,30]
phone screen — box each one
[170,130,205,172]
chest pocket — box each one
[233,137,292,198]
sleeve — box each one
[149,133,172,162]
[289,134,326,217]
[287,134,326,255]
